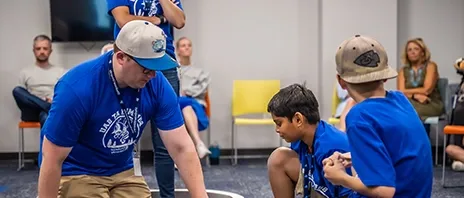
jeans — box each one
[424,123,430,138]
[151,67,180,198]
[12,86,51,127]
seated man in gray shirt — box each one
[12,35,66,127]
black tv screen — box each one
[50,0,115,42]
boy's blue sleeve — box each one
[42,82,88,147]
[152,73,184,131]
[174,0,184,10]
[106,0,129,16]
[347,123,396,187]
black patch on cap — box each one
[353,50,380,67]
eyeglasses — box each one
[125,54,155,75]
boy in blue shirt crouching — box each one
[267,83,354,198]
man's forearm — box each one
[159,0,185,29]
[340,175,394,198]
[174,149,207,197]
[38,160,63,198]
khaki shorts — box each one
[295,167,327,198]
[58,168,151,198]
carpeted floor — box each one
[1,159,464,198]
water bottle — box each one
[209,142,220,165]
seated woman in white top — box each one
[176,37,211,158]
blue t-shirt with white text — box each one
[39,52,184,176]
[106,0,183,59]
[346,91,433,198]
[291,120,354,198]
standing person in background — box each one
[106,1,185,197]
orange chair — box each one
[441,125,464,187]
[17,121,41,171]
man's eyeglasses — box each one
[125,54,155,75]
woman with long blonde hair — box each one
[397,38,444,131]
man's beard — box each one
[36,56,48,63]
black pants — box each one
[12,86,51,127]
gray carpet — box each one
[1,159,464,198]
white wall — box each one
[0,0,463,153]
[320,0,398,120]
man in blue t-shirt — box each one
[106,1,185,196]
[323,35,433,198]
[37,20,207,198]
[267,84,354,198]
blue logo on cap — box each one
[152,39,165,53]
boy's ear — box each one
[293,112,304,126]
[337,75,347,90]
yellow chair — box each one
[231,80,281,165]
[327,83,341,125]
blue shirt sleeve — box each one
[347,122,396,188]
[152,73,184,131]
[42,82,88,147]
[106,0,129,16]
[175,0,184,10]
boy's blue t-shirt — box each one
[345,91,433,198]
[106,0,183,59]
[39,52,184,176]
[291,120,354,198]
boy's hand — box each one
[340,152,352,168]
[323,154,349,185]
[322,152,351,168]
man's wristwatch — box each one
[412,93,415,99]
[156,15,167,24]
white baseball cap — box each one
[115,20,178,71]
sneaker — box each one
[452,161,464,171]
[196,143,212,159]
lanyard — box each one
[107,57,141,145]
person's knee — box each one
[446,145,462,157]
[182,105,194,112]
[12,86,27,98]
[268,147,295,169]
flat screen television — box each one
[50,0,115,42]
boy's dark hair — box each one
[267,83,320,124]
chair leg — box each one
[233,122,238,166]
[206,127,211,167]
[435,123,439,166]
[230,120,235,165]
[17,128,24,171]
[442,134,446,187]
